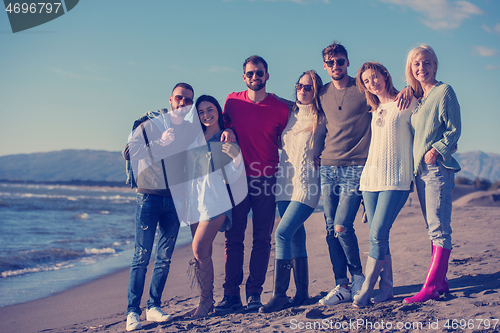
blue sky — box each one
[1,0,499,157]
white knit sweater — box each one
[360,98,418,191]
[276,103,326,207]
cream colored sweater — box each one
[276,103,326,208]
[360,98,417,192]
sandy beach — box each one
[1,186,499,333]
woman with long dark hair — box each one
[185,95,243,317]
[260,70,326,313]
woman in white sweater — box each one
[259,70,326,313]
[353,62,418,307]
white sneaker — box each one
[318,285,351,305]
[146,307,172,322]
[126,312,142,331]
[351,274,365,298]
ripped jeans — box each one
[320,165,364,286]
[127,193,180,315]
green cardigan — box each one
[411,82,461,175]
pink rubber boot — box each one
[433,246,449,294]
[403,246,451,304]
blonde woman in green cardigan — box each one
[403,44,461,304]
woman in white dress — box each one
[186,95,243,317]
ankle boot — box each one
[353,256,385,307]
[371,255,393,304]
[259,260,292,313]
[403,246,451,304]
[188,257,215,318]
[290,257,308,306]
[432,246,449,294]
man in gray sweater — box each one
[317,41,371,306]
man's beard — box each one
[247,80,266,92]
[172,105,192,116]
[331,72,345,81]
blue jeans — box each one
[127,193,180,315]
[362,190,410,260]
[275,201,315,260]
[416,160,455,250]
[320,165,364,286]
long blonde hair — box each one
[405,44,439,99]
[293,70,325,138]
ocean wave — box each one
[0,245,122,277]
[85,247,116,255]
[72,213,90,220]
[0,192,135,203]
[1,262,75,278]
[0,248,82,273]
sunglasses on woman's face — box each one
[295,83,313,92]
[325,58,347,67]
[245,70,265,78]
[174,95,193,105]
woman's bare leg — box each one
[191,215,226,318]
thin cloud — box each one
[475,46,498,57]
[483,23,500,35]
[486,65,500,70]
[167,64,189,72]
[51,68,108,82]
[381,0,483,30]
[208,66,238,73]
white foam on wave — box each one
[1,262,75,278]
[0,191,134,202]
[72,213,90,219]
[85,247,116,255]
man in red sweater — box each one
[215,55,289,312]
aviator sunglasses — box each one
[295,83,313,92]
[325,58,347,67]
[174,95,193,105]
[245,70,265,78]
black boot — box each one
[290,257,308,306]
[259,260,292,313]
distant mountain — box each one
[0,149,125,183]
[455,151,500,182]
[0,149,499,184]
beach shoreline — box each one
[1,189,499,332]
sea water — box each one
[0,183,192,307]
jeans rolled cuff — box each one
[335,278,350,286]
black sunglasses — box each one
[245,70,265,78]
[174,95,193,105]
[325,58,347,67]
[295,83,313,92]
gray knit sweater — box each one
[411,82,461,175]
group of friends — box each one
[122,41,461,331]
